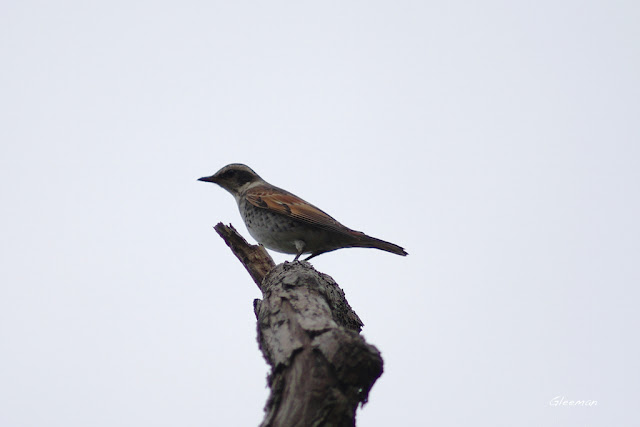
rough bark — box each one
[214,223,384,427]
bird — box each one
[198,164,408,261]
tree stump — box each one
[214,223,383,427]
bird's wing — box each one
[245,185,357,235]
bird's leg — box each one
[293,240,306,262]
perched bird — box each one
[198,164,408,261]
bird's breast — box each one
[238,200,307,254]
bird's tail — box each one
[349,232,408,256]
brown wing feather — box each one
[245,185,357,235]
[245,184,408,257]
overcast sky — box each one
[1,1,639,426]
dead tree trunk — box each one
[214,223,384,427]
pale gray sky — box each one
[1,1,639,426]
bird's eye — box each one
[224,170,236,178]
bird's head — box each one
[198,163,263,198]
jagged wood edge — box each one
[213,222,275,290]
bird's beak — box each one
[198,175,218,183]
